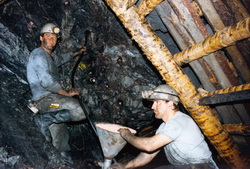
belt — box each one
[32,93,50,105]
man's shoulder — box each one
[31,47,42,53]
[171,111,194,125]
[175,111,191,118]
[30,47,46,58]
[173,111,186,119]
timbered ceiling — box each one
[104,0,250,168]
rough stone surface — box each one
[0,0,162,168]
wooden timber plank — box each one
[166,0,250,125]
[203,83,250,96]
[196,0,250,116]
[137,0,163,16]
[223,0,249,21]
[201,83,250,123]
[161,0,236,90]
[172,17,250,72]
[155,2,218,91]
[205,0,250,82]
[175,0,235,89]
[156,1,217,92]
[156,0,249,127]
[126,0,138,9]
[222,0,250,83]
[241,0,250,13]
[199,90,250,105]
[223,124,250,136]
[157,0,249,123]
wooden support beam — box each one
[156,1,249,126]
[223,0,249,22]
[223,124,250,136]
[137,0,163,16]
[104,0,249,168]
[175,0,250,125]
[173,17,250,66]
[199,90,250,105]
[194,0,226,30]
[203,83,250,97]
[156,1,219,91]
[197,0,250,83]
[199,83,250,105]
[126,0,138,9]
[156,0,239,92]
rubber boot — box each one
[34,109,71,142]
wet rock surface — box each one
[0,0,162,168]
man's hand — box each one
[73,46,87,57]
[110,162,126,169]
[69,88,79,96]
[58,88,79,97]
[118,128,132,139]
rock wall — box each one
[0,0,162,168]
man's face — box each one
[151,100,170,119]
[40,33,58,51]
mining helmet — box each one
[142,85,180,105]
[40,23,60,35]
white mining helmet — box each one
[40,23,60,35]
[141,84,180,105]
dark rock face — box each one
[0,0,162,168]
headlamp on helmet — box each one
[142,85,180,105]
[40,23,60,35]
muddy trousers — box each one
[35,93,86,152]
[34,109,71,151]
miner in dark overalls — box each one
[26,23,86,165]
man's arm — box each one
[58,47,87,96]
[119,128,172,152]
[125,151,160,169]
[111,151,160,169]
[72,46,87,57]
[57,88,79,97]
[55,46,87,66]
